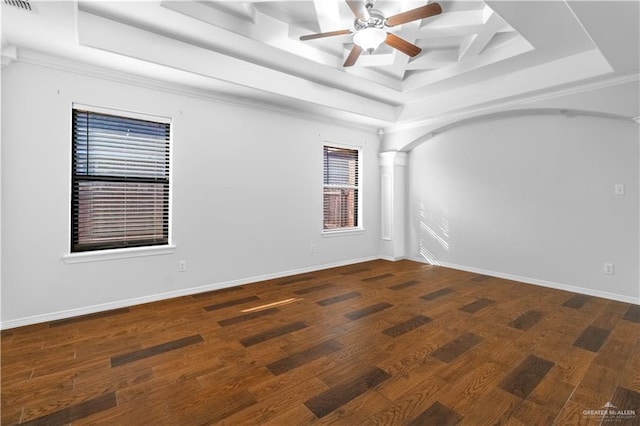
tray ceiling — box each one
[2,1,638,131]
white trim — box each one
[409,256,640,305]
[72,102,171,124]
[63,245,176,264]
[387,72,640,134]
[14,48,380,133]
[378,254,406,262]
[1,255,379,329]
[322,142,363,234]
[9,254,637,329]
[68,105,174,259]
[321,228,365,237]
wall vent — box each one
[4,0,32,12]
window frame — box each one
[322,142,363,235]
[68,104,173,257]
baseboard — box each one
[409,256,640,305]
[8,255,634,330]
[378,255,407,262]
[0,255,381,330]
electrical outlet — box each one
[178,261,187,272]
[614,184,625,195]
[603,263,614,275]
[310,244,316,254]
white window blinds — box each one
[323,145,360,230]
[71,109,170,252]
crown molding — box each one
[11,48,383,133]
[396,108,634,152]
[387,72,640,134]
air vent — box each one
[4,0,32,11]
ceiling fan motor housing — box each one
[354,8,386,30]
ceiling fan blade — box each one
[343,45,363,67]
[386,3,442,27]
[385,33,422,57]
[300,29,353,41]
[346,0,370,21]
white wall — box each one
[407,114,639,303]
[1,60,381,327]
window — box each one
[71,108,170,252]
[323,145,360,231]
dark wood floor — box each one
[2,260,639,425]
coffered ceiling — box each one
[2,1,639,132]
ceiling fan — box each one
[300,0,442,67]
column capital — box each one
[379,151,407,167]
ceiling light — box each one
[353,27,386,53]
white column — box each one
[379,151,407,260]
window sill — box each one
[321,228,365,238]
[63,245,176,264]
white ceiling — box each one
[2,0,639,132]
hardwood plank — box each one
[459,298,495,313]
[593,330,635,372]
[48,308,130,327]
[277,275,316,285]
[239,321,308,347]
[388,280,421,290]
[191,285,245,298]
[111,335,204,367]
[471,274,492,282]
[622,304,640,323]
[591,301,629,329]
[510,399,555,425]
[570,364,620,410]
[3,259,638,425]
[509,310,544,330]
[345,302,393,321]
[217,307,280,327]
[224,377,328,424]
[341,267,371,275]
[406,401,462,426]
[316,291,361,306]
[553,400,594,426]
[554,346,597,385]
[421,287,453,301]
[293,283,335,295]
[316,388,392,425]
[304,366,391,418]
[262,405,318,425]
[610,386,640,417]
[20,392,116,425]
[438,361,504,414]
[562,294,591,309]
[362,273,394,282]
[203,295,260,311]
[431,333,482,363]
[460,387,522,425]
[573,325,611,353]
[526,367,575,418]
[370,368,448,423]
[249,356,336,402]
[383,315,432,337]
[167,386,257,424]
[498,354,554,399]
[266,340,344,375]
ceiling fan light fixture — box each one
[353,27,386,53]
